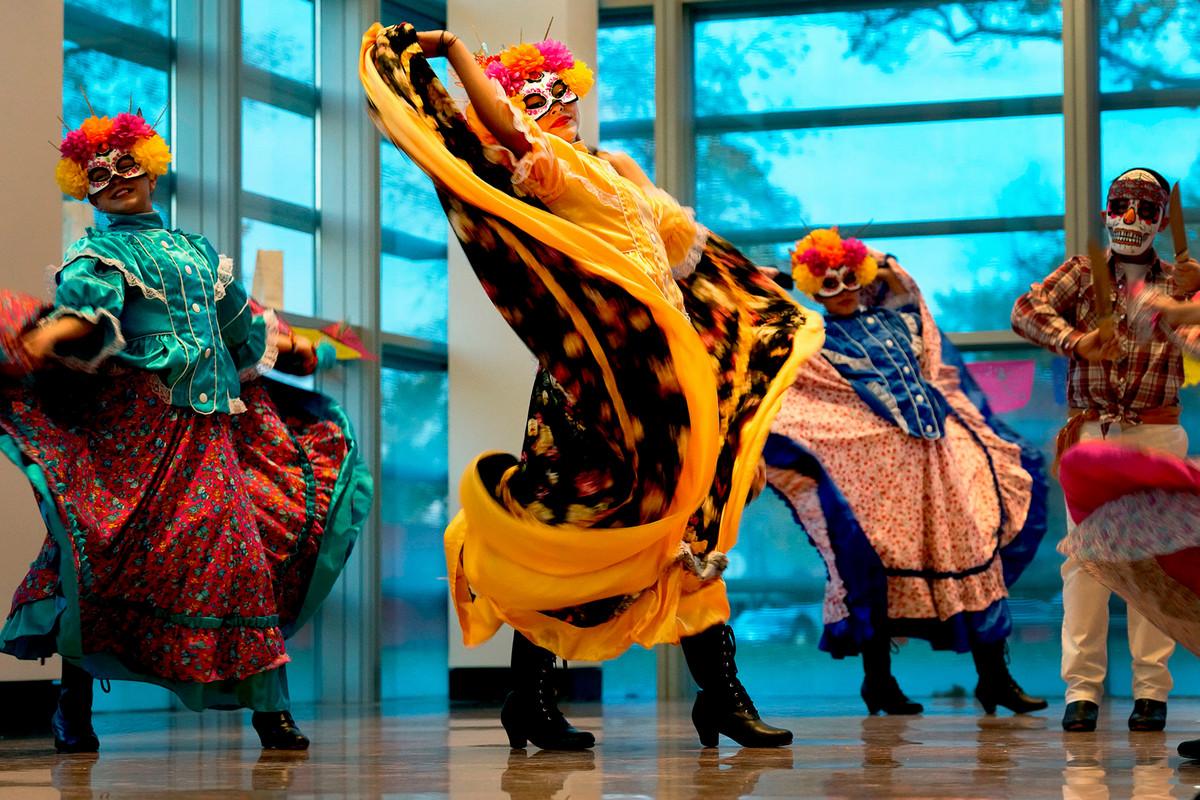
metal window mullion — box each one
[1063,0,1100,254]
[241,191,320,232]
[315,0,383,707]
[241,65,319,117]
[173,0,241,263]
[720,215,1065,246]
[381,227,448,260]
[64,8,171,71]
[381,335,450,367]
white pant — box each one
[1060,421,1186,704]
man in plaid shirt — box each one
[1012,167,1200,734]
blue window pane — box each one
[741,230,1066,334]
[597,24,655,123]
[381,254,448,342]
[242,99,315,208]
[240,218,315,316]
[694,7,1063,117]
[1100,0,1200,92]
[66,0,169,36]
[63,43,169,143]
[381,144,449,241]
[696,116,1065,233]
[381,366,449,699]
[1101,107,1200,198]
[242,0,315,85]
[599,136,655,185]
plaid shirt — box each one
[1011,250,1186,419]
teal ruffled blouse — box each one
[53,210,274,415]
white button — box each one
[204,348,212,358]
[903,366,911,374]
[185,266,193,275]
[192,303,201,313]
[885,339,894,347]
[925,424,934,433]
[916,395,925,404]
[198,393,208,403]
[866,317,876,325]
[160,240,170,250]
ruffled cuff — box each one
[213,255,235,301]
[42,306,126,373]
[238,308,280,382]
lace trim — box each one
[563,164,623,211]
[672,212,709,280]
[239,307,280,382]
[59,252,166,303]
[213,255,235,301]
[41,306,127,373]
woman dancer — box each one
[0,108,372,751]
[360,24,823,749]
[764,229,1047,716]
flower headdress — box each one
[477,38,595,107]
[790,228,878,296]
[55,110,172,200]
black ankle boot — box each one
[53,662,99,754]
[681,623,793,748]
[971,640,1047,715]
[860,636,923,716]
[252,711,310,750]
[500,632,595,751]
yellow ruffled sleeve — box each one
[642,186,708,280]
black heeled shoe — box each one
[502,632,595,751]
[53,662,99,754]
[1061,700,1099,732]
[252,711,310,750]
[861,676,924,716]
[971,641,1047,715]
[1128,698,1167,732]
[681,624,793,748]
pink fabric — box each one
[768,262,1031,625]
[964,360,1035,413]
[1060,440,1200,524]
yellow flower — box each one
[560,60,595,98]
[130,134,172,176]
[55,158,88,200]
[500,43,545,79]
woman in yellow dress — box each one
[361,23,823,750]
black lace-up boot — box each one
[972,639,1048,715]
[500,631,596,750]
[860,636,923,716]
[52,662,99,754]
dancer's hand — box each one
[1176,256,1200,295]
[19,327,56,370]
[1074,326,1121,362]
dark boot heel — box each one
[500,692,528,749]
[53,662,99,754]
[972,641,1048,716]
[692,692,719,748]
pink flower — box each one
[841,238,867,267]
[484,60,523,95]
[59,129,94,163]
[798,247,830,275]
[108,112,154,150]
[535,39,574,73]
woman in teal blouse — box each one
[0,110,371,752]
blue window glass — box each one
[1100,0,1200,92]
[241,99,316,209]
[66,0,169,36]
[381,365,450,699]
[598,21,656,180]
[240,219,316,317]
[242,0,316,85]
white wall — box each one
[0,1,63,682]
[445,0,599,669]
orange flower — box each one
[79,116,114,149]
[500,43,545,79]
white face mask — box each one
[1105,170,1168,257]
[519,70,578,120]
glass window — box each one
[694,5,1064,337]
[695,8,1063,116]
[242,0,316,85]
[240,219,316,317]
[240,0,316,317]
[381,364,450,699]
[1099,0,1200,92]
[598,20,656,180]
[66,0,169,36]
[241,99,316,208]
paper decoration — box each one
[252,249,284,310]
[964,359,1036,414]
[291,321,376,362]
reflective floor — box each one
[5,698,1200,798]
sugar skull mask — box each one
[1105,169,1169,257]
[520,70,578,121]
[85,148,146,196]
